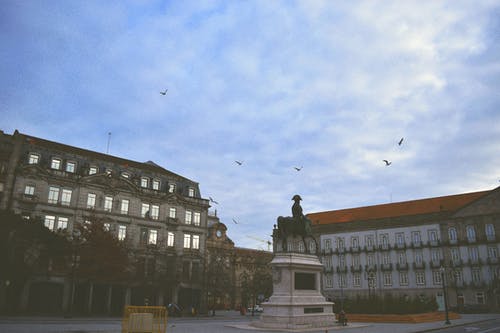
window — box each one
[167,232,175,247]
[398,251,407,265]
[382,253,390,265]
[396,232,405,246]
[184,234,191,248]
[24,184,35,196]
[366,235,374,248]
[48,186,59,204]
[353,273,361,287]
[51,158,61,170]
[28,154,39,164]
[339,254,346,267]
[466,225,476,242]
[193,212,201,226]
[324,239,331,250]
[324,256,332,268]
[121,172,130,179]
[412,231,421,245]
[433,271,442,285]
[339,273,347,288]
[152,179,160,190]
[451,248,460,262]
[399,272,409,286]
[453,270,463,285]
[337,237,345,250]
[87,193,96,209]
[66,161,76,173]
[380,233,389,247]
[352,254,360,267]
[103,223,111,231]
[151,205,159,220]
[448,227,457,242]
[431,249,441,263]
[120,199,129,214]
[44,215,56,231]
[188,188,195,197]
[89,166,98,175]
[486,224,495,241]
[415,251,423,264]
[61,189,72,206]
[383,272,392,286]
[367,254,375,266]
[118,225,127,241]
[185,210,192,224]
[488,246,498,259]
[476,292,485,304]
[416,272,425,285]
[169,207,176,218]
[325,275,333,288]
[351,236,359,249]
[193,235,200,249]
[141,203,150,218]
[104,196,113,212]
[472,269,481,284]
[168,183,176,193]
[428,229,438,242]
[57,217,68,230]
[469,247,479,262]
[141,177,149,188]
[148,230,158,245]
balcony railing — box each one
[396,263,409,271]
[350,265,363,272]
[380,263,393,271]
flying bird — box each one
[398,137,404,146]
[383,160,392,166]
[160,89,168,95]
[294,166,303,171]
[232,218,239,224]
[235,160,243,166]
[209,196,219,205]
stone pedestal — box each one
[254,252,335,330]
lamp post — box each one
[440,266,451,325]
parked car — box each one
[247,305,264,313]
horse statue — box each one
[274,195,316,253]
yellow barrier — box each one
[122,306,167,333]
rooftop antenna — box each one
[106,132,111,154]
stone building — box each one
[0,130,210,315]
[308,188,500,312]
[206,212,272,310]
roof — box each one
[13,130,196,183]
[307,190,492,225]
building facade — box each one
[308,188,500,312]
[206,213,272,311]
[0,130,210,315]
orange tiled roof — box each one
[307,190,491,225]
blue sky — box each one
[2,1,500,249]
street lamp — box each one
[440,266,451,325]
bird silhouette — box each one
[160,89,168,95]
[383,160,392,166]
[209,196,219,204]
[398,137,404,146]
[294,166,303,171]
[235,160,243,166]
[232,218,238,224]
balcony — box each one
[396,263,409,271]
[412,262,426,270]
[350,246,360,253]
[380,263,393,271]
[394,242,407,250]
[365,264,377,272]
[449,259,463,267]
[364,246,375,252]
[336,266,348,273]
[411,241,423,248]
[487,257,499,265]
[323,266,333,273]
[467,258,483,267]
[428,240,441,247]
[378,244,391,251]
[430,260,444,268]
[350,265,363,272]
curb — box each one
[415,317,498,333]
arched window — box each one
[466,225,476,242]
[448,227,457,243]
[485,224,495,241]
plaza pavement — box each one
[0,311,498,333]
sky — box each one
[2,1,500,250]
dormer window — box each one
[51,158,61,170]
[121,172,130,179]
[28,153,39,165]
[188,188,195,197]
[168,183,176,193]
[152,179,160,191]
[141,177,149,188]
[89,166,98,175]
[66,161,76,173]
